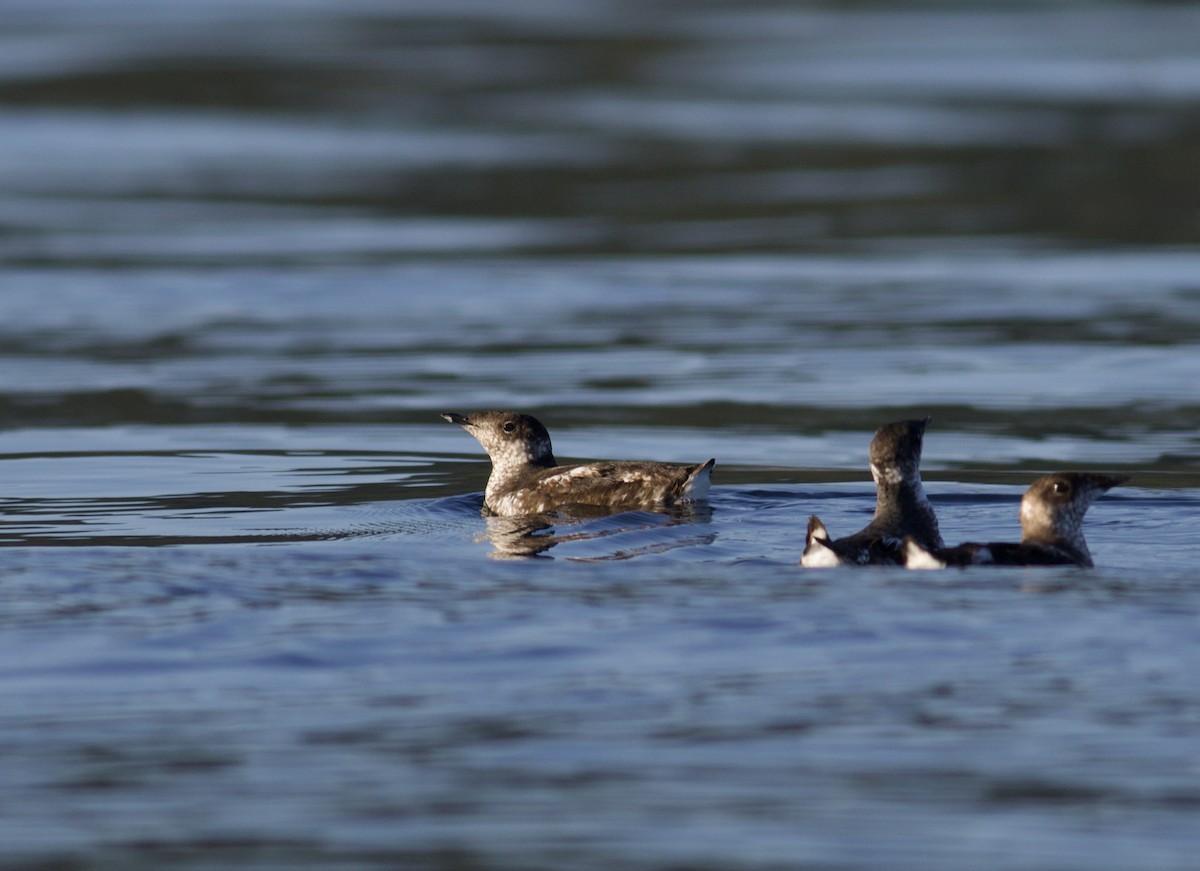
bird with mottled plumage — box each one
[801,418,942,567]
[442,411,715,516]
[905,471,1126,569]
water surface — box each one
[1,1,1200,869]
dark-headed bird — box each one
[801,418,942,567]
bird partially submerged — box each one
[801,418,942,567]
[905,472,1127,569]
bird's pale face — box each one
[1019,472,1126,541]
[443,411,554,469]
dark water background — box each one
[2,1,1200,868]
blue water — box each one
[2,0,1200,868]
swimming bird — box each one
[442,411,715,516]
[904,471,1127,569]
[801,418,942,567]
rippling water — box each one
[2,1,1200,868]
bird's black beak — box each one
[441,412,470,425]
[1092,473,1130,492]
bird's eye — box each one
[1053,481,1071,495]
[502,421,517,433]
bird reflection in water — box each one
[480,504,715,560]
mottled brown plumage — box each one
[442,411,715,516]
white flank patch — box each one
[800,519,838,568]
[800,539,841,568]
[681,463,712,500]
[904,539,945,570]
